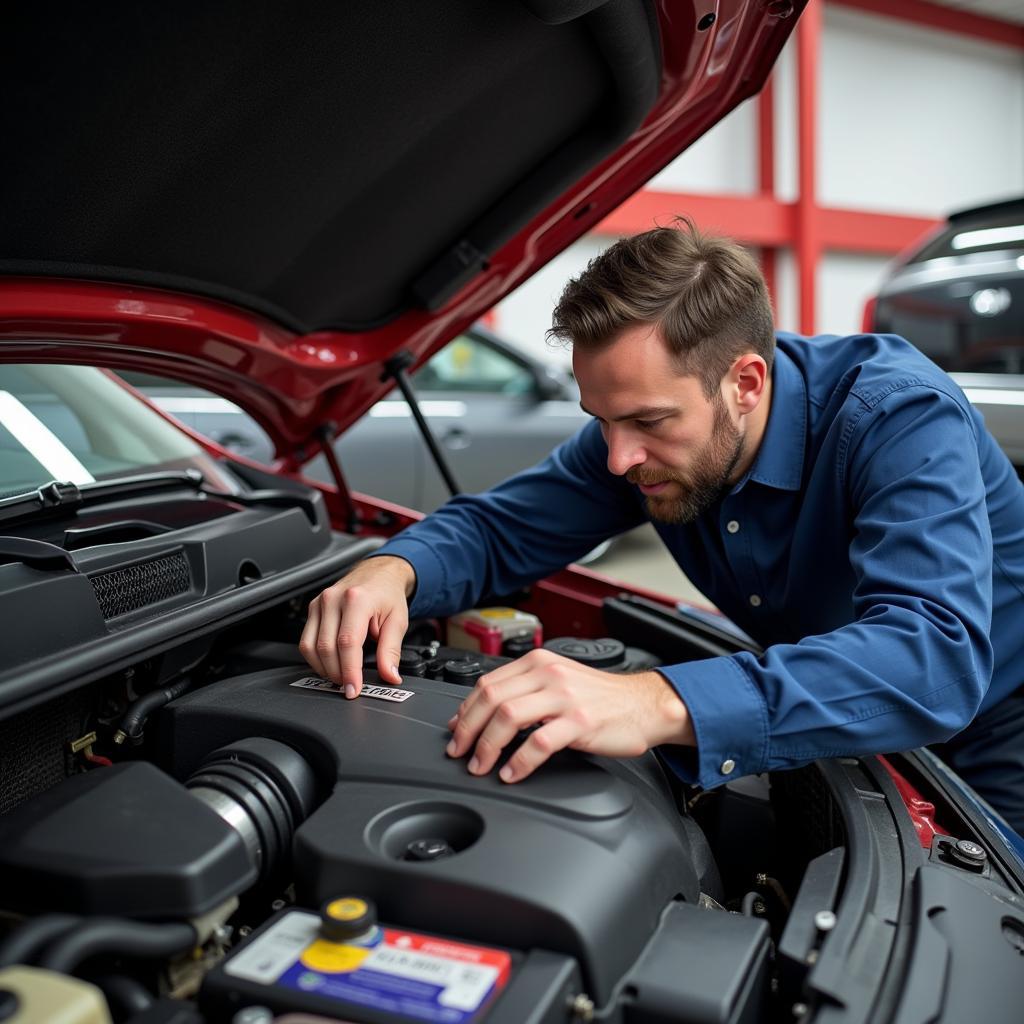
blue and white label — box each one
[224,911,510,1023]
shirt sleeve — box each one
[372,419,646,619]
[658,384,995,789]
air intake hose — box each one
[186,738,318,886]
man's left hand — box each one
[445,648,695,782]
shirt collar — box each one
[742,346,807,492]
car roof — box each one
[901,195,1024,267]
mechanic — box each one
[301,220,1024,834]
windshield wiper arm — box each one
[0,470,205,526]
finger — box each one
[314,596,346,686]
[447,651,553,731]
[335,589,373,697]
[447,673,548,759]
[299,598,327,678]
[471,647,555,687]
[313,589,362,694]
[498,717,579,784]
[374,609,407,686]
[467,690,563,776]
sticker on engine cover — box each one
[226,911,510,1023]
[289,676,415,702]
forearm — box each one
[363,554,417,598]
[658,607,991,790]
[376,422,644,618]
[639,671,696,747]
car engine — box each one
[0,472,788,1023]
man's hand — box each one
[300,556,416,698]
[445,648,695,782]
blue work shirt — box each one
[376,333,1024,790]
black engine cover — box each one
[158,667,717,1003]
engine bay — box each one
[0,469,1001,1024]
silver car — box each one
[125,325,589,512]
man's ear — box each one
[727,354,768,415]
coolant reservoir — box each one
[0,966,112,1024]
[446,607,541,655]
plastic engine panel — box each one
[156,665,719,1004]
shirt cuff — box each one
[370,536,449,618]
[656,655,769,789]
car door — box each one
[121,373,424,507]
[410,332,588,511]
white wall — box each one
[496,5,1024,352]
[647,95,758,195]
[816,6,1024,216]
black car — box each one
[870,196,1024,470]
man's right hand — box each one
[299,555,416,698]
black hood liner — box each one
[0,0,659,332]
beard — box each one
[627,395,744,525]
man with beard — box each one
[301,220,1024,833]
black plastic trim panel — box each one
[799,759,910,1024]
[0,533,380,720]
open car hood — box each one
[0,0,801,460]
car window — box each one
[911,205,1024,264]
[415,335,534,395]
[0,364,237,498]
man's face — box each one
[573,323,745,525]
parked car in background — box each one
[869,196,1024,470]
[122,325,589,513]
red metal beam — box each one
[758,75,778,304]
[597,190,940,256]
[817,207,941,254]
[596,190,794,246]
[796,1,821,334]
[830,0,1024,50]
[757,77,776,199]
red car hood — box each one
[0,1,801,461]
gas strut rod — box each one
[383,351,461,498]
[317,423,359,535]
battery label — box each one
[289,677,415,702]
[225,911,510,1023]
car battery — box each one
[201,897,521,1024]
[446,608,541,657]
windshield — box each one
[0,364,239,499]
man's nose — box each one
[606,428,644,477]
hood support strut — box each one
[317,425,358,535]
[383,352,462,500]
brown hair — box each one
[548,218,775,397]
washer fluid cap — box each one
[319,896,376,942]
[544,637,626,668]
[443,658,483,685]
[398,646,428,676]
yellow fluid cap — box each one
[479,608,517,619]
[319,896,376,942]
[326,898,369,921]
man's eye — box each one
[635,418,665,431]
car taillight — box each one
[861,294,878,333]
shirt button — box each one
[749,594,762,607]
[721,759,736,775]
[726,520,740,534]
